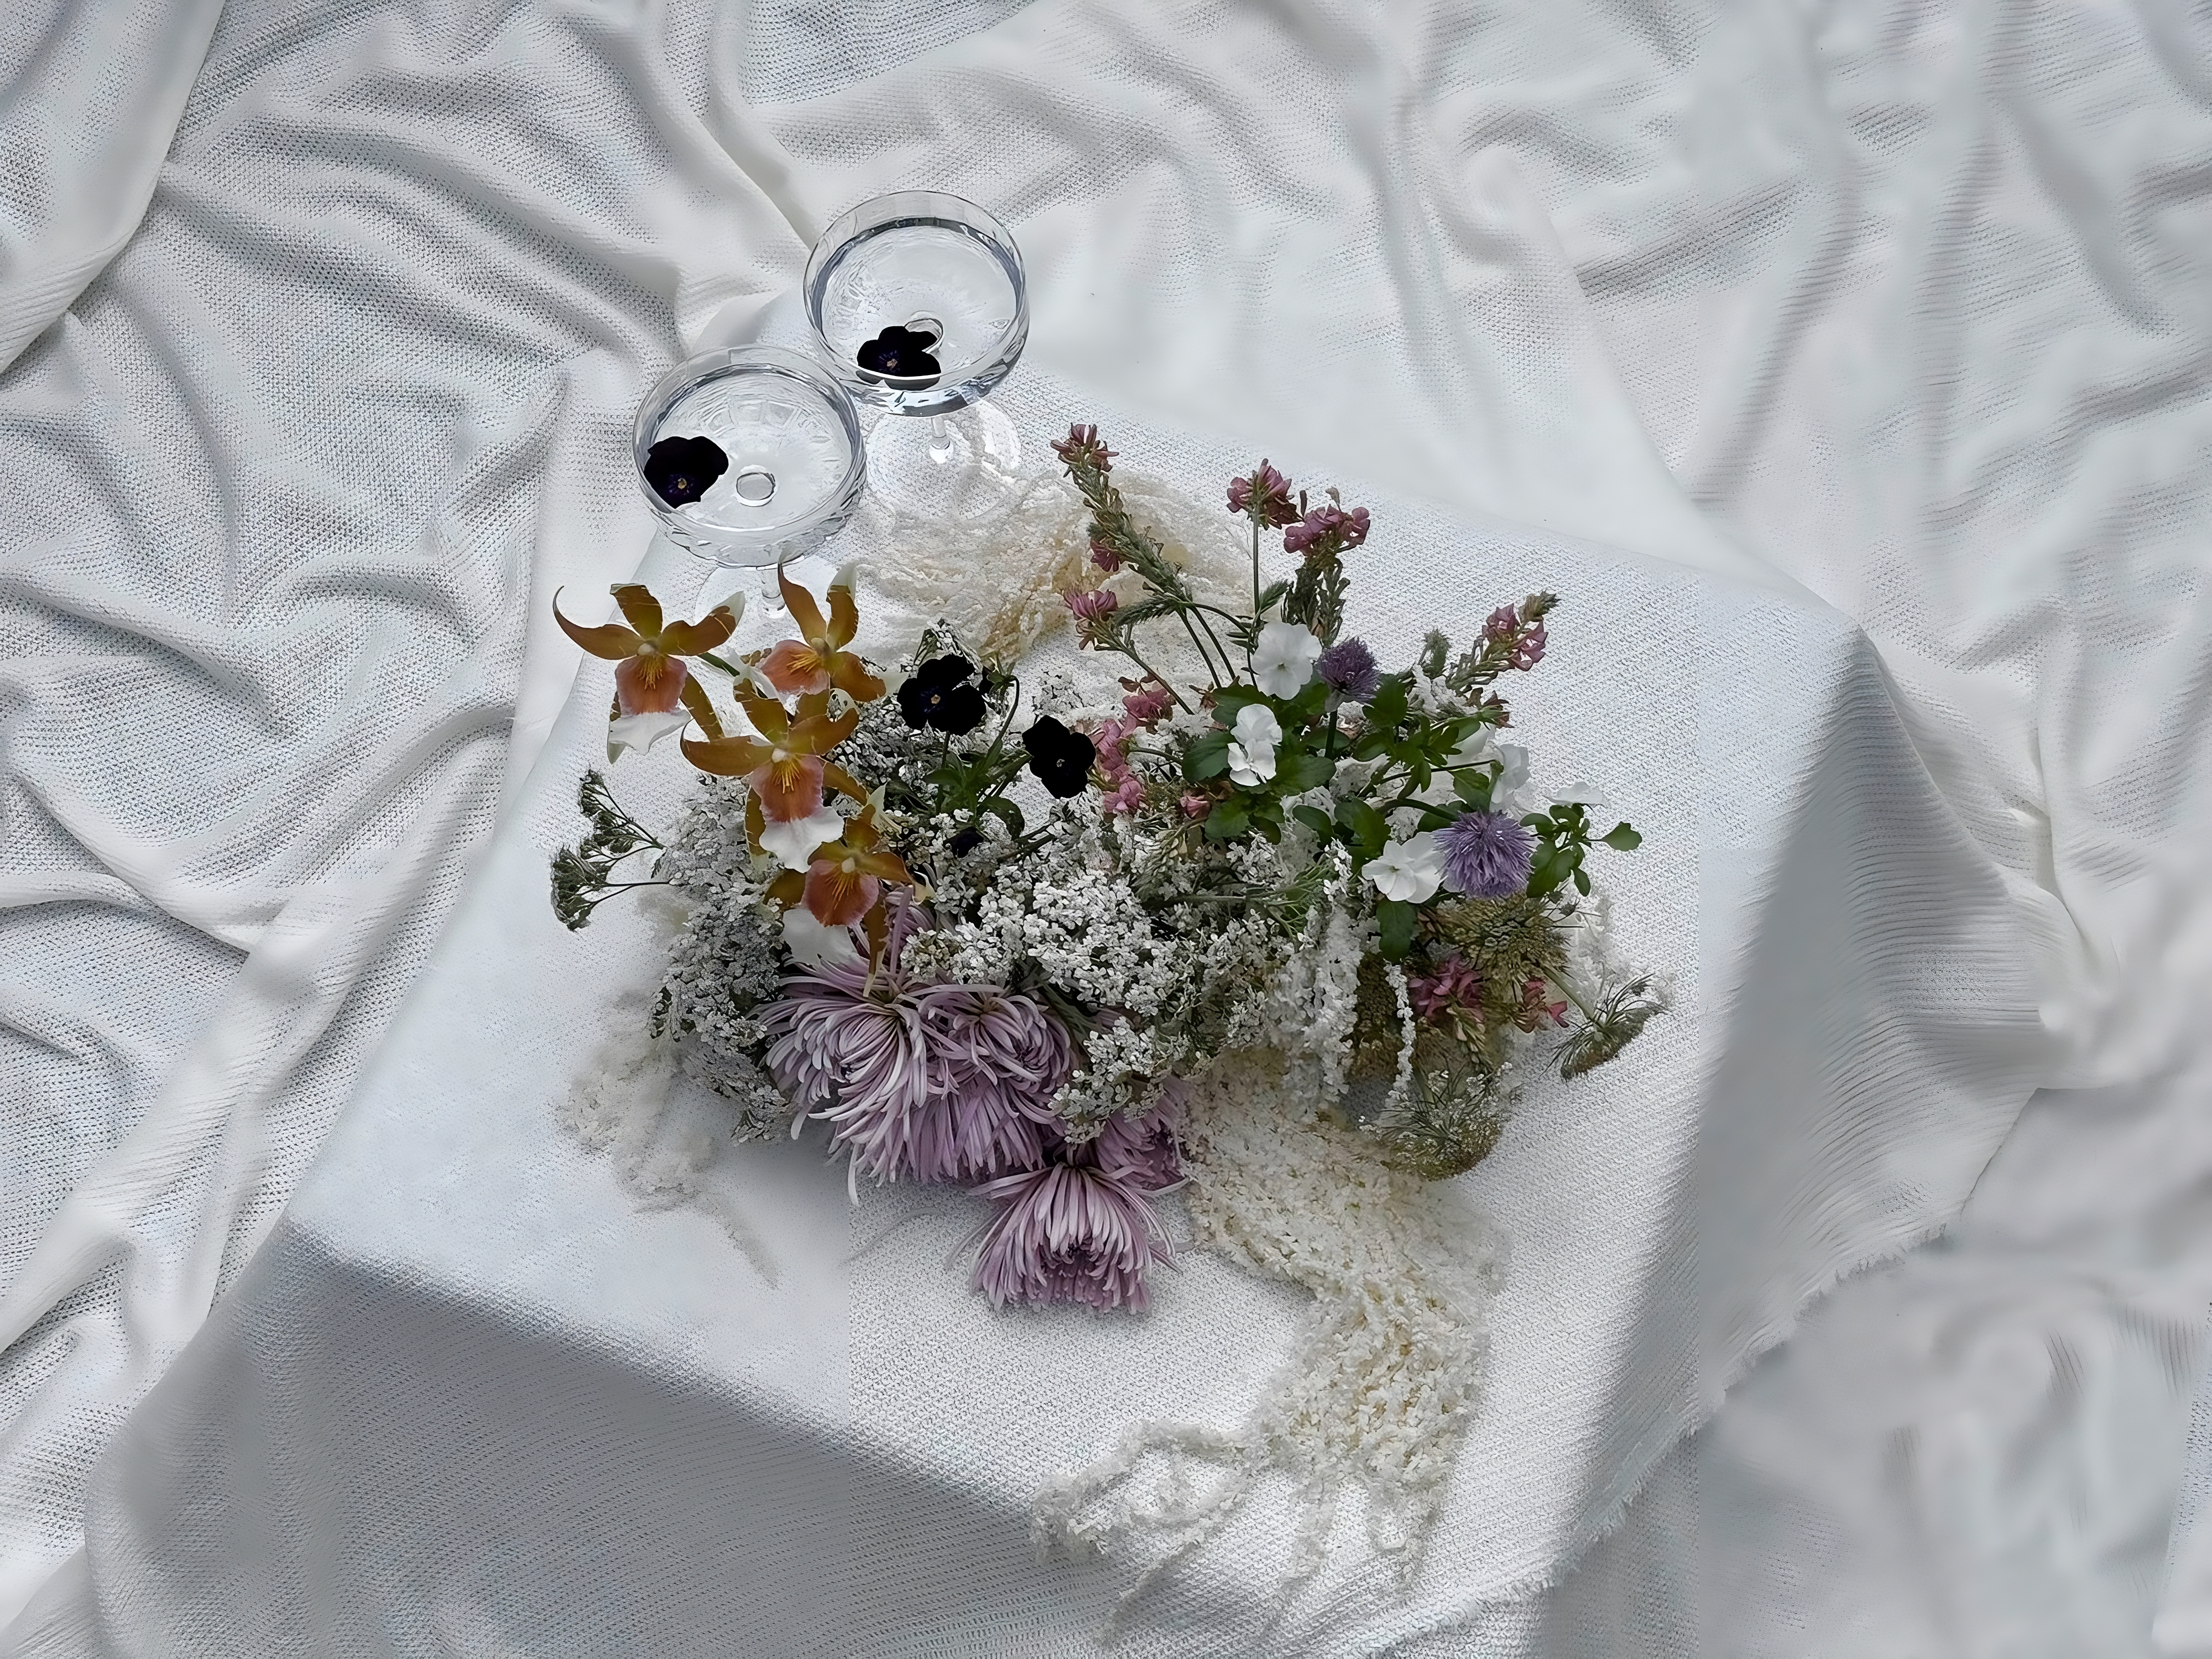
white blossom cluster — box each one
[651,776,795,1138]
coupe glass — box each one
[804,191,1029,524]
[632,346,865,589]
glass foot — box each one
[862,401,1026,526]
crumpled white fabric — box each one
[3,0,2210,1650]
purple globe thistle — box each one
[1316,636,1381,700]
[1437,809,1534,898]
[970,1144,1169,1311]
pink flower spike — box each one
[1179,792,1211,819]
[1064,588,1119,623]
[1121,683,1176,726]
[1089,537,1123,573]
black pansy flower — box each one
[643,435,729,508]
[1022,715,1095,799]
[946,826,985,857]
[856,325,942,386]
[898,655,987,734]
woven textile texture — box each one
[4,0,2210,1651]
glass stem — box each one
[928,413,956,463]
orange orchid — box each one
[553,583,738,740]
[759,567,886,702]
[800,803,910,927]
[681,688,860,822]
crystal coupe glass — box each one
[804,191,1029,524]
[633,345,865,578]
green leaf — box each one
[1378,899,1417,960]
[1287,678,1331,723]
[1418,630,1450,679]
[1339,798,1387,855]
[1453,769,1495,810]
[1292,804,1335,841]
[1368,675,1409,732]
[1602,822,1642,852]
[983,797,1025,836]
[1211,686,1264,723]
[1351,730,1391,763]
[1275,747,1334,792]
[1203,797,1250,841]
[1573,866,1592,896]
[1185,730,1231,781]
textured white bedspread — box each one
[4,0,2210,1652]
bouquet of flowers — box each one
[551,423,1661,1315]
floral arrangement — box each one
[552,424,1661,1314]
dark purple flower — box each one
[1227,462,1297,528]
[643,435,729,507]
[1438,810,1534,898]
[898,654,986,734]
[855,325,941,385]
[1022,716,1095,799]
[1089,536,1123,573]
[1316,637,1381,700]
[971,1145,1168,1310]
[1283,503,1370,557]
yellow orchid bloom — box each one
[759,566,886,703]
[552,583,737,739]
[681,689,860,822]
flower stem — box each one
[1247,522,1261,668]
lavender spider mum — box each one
[971,1145,1169,1311]
[764,962,1070,1184]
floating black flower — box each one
[898,654,987,734]
[947,826,985,857]
[1022,715,1095,799]
[856,325,942,386]
[643,435,728,507]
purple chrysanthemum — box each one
[1095,1097,1184,1192]
[1316,637,1381,700]
[970,1145,1168,1310]
[1438,810,1534,898]
[764,960,1070,1184]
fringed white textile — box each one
[1031,1053,1503,1625]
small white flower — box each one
[1227,702,1282,786]
[781,905,862,969]
[757,805,844,871]
[1251,621,1322,698]
[1550,781,1609,816]
[606,709,691,760]
[1366,831,1444,904]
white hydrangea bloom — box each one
[1227,703,1282,786]
[1366,831,1444,903]
[1252,620,1322,698]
